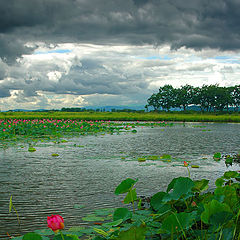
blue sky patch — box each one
[35,49,72,54]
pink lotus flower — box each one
[183,161,188,167]
[47,215,64,232]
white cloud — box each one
[1,42,240,110]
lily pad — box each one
[73,204,85,209]
[94,208,115,216]
[160,154,172,160]
[138,157,146,162]
[147,155,159,160]
[28,147,36,152]
[191,165,199,168]
[82,214,105,222]
[51,153,59,157]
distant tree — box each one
[147,93,160,111]
[194,85,218,112]
[232,85,240,112]
[175,84,194,111]
[156,85,176,111]
[213,86,233,111]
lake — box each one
[0,122,239,238]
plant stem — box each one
[187,167,191,178]
[60,231,65,240]
[12,205,20,226]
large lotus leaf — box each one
[113,207,132,221]
[163,177,194,202]
[209,211,233,226]
[115,178,138,195]
[124,188,137,204]
[23,233,42,240]
[117,225,146,240]
[152,205,172,222]
[214,228,234,240]
[161,211,197,234]
[215,177,225,187]
[214,185,238,209]
[223,171,239,179]
[150,192,168,211]
[192,179,209,192]
[221,185,238,209]
[201,199,232,224]
[166,178,178,193]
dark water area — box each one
[0,122,239,238]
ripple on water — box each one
[0,122,239,238]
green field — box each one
[0,111,240,122]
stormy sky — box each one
[0,0,240,110]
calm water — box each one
[0,122,239,238]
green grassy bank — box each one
[0,111,240,122]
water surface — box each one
[0,122,239,238]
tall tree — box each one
[157,85,176,111]
[147,93,160,111]
[214,86,233,112]
[232,85,240,112]
[175,84,194,111]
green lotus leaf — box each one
[115,178,138,195]
[113,207,132,221]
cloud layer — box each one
[0,0,240,110]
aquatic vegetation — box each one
[191,165,200,168]
[9,196,20,226]
[213,152,221,161]
[14,170,240,240]
[51,153,59,157]
[28,147,36,152]
[160,154,172,160]
[0,118,172,146]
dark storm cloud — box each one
[0,88,10,98]
[1,0,240,59]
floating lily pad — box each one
[160,154,172,160]
[28,147,36,152]
[138,157,146,162]
[147,155,159,160]
[82,214,105,222]
[94,208,115,216]
[191,165,199,168]
[73,204,85,209]
[51,153,59,157]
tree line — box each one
[146,84,240,112]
